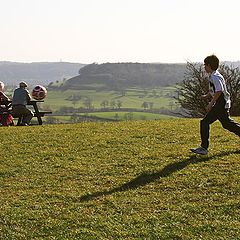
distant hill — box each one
[0,61,86,87]
[2,61,239,90]
[223,61,240,69]
[62,63,187,90]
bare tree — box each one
[176,62,208,117]
[219,64,240,115]
[177,62,240,117]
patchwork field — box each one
[43,86,179,111]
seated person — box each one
[0,81,14,126]
[12,81,34,126]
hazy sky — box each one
[1,0,240,63]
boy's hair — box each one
[204,54,219,71]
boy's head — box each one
[204,54,219,72]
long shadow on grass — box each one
[80,150,240,202]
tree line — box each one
[61,62,186,90]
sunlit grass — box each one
[0,118,239,239]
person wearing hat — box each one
[12,81,34,126]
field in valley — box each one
[41,86,179,122]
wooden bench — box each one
[13,111,52,125]
[0,100,52,125]
[32,111,52,125]
[0,110,52,125]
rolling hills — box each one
[0,61,85,86]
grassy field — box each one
[43,87,178,111]
[0,119,239,239]
[85,112,177,120]
[47,112,176,124]
[6,86,179,122]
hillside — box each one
[62,62,186,90]
[0,61,85,86]
[0,119,239,239]
[2,61,240,91]
[64,61,240,91]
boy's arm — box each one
[201,92,212,100]
[206,91,222,112]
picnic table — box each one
[0,100,52,125]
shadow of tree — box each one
[80,150,240,202]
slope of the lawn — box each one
[0,118,239,239]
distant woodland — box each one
[61,63,187,90]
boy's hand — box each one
[201,94,208,100]
[206,102,213,112]
[206,91,222,112]
[201,93,212,101]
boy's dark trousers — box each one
[200,104,240,150]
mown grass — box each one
[0,118,239,239]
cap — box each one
[19,81,28,88]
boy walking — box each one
[191,54,240,155]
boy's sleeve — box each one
[212,75,224,92]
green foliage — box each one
[63,63,186,90]
[0,119,239,239]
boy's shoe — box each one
[190,146,208,155]
[20,123,29,126]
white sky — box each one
[1,0,240,63]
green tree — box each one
[70,114,80,123]
[124,112,133,120]
[83,97,94,110]
[149,102,154,110]
[100,100,109,109]
[142,102,149,110]
[116,100,122,109]
[152,89,157,97]
[110,100,116,109]
[114,113,119,120]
